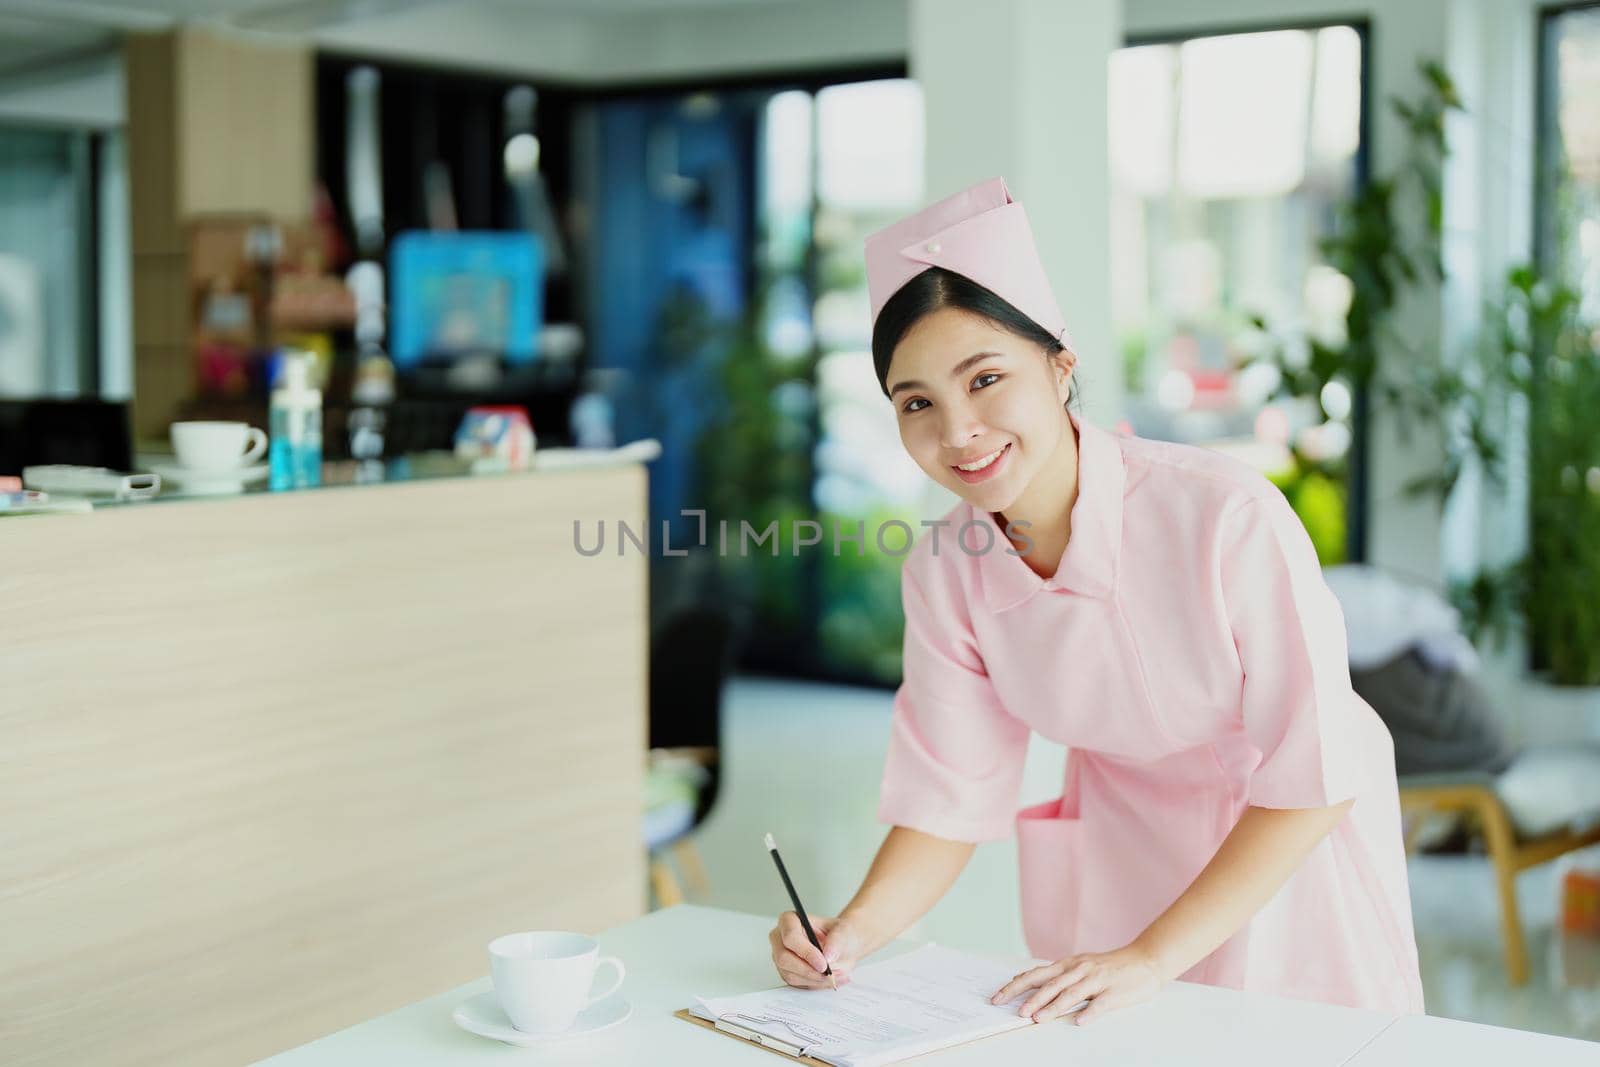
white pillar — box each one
[910,0,1124,428]
[1437,0,1539,584]
[1361,0,1538,585]
[1357,0,1452,584]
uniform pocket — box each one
[1015,796,1082,962]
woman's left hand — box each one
[990,944,1165,1026]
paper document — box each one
[691,944,1065,1067]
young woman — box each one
[767,177,1423,1025]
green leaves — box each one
[1251,56,1600,682]
[1437,260,1600,684]
[1255,59,1459,488]
[1421,61,1463,109]
[1516,265,1600,684]
[1387,60,1462,157]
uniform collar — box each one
[973,412,1125,611]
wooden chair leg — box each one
[1474,793,1531,986]
[650,855,683,909]
[671,838,711,898]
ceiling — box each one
[0,13,112,75]
[0,0,792,75]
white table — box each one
[1343,1013,1597,1066]
[255,905,1598,1066]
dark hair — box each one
[871,267,1077,406]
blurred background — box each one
[2,0,1599,1047]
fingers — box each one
[769,925,815,987]
[778,960,837,989]
[993,949,1160,1026]
[1074,992,1118,1025]
[1034,982,1098,1022]
[991,959,1069,1005]
[815,918,848,965]
[1019,962,1097,1017]
[771,915,851,990]
[777,912,831,973]
[775,949,853,989]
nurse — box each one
[767,177,1424,1023]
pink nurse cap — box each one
[864,176,1074,351]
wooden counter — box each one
[0,464,649,1065]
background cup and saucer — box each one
[154,421,269,495]
[453,931,630,1047]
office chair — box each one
[1329,564,1600,986]
[645,603,735,907]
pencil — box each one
[765,832,837,991]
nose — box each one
[937,401,988,453]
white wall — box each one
[911,0,1123,428]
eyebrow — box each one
[888,350,1006,398]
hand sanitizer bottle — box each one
[269,352,323,490]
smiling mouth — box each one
[953,445,1007,472]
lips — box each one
[950,443,1011,484]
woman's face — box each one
[885,306,1074,512]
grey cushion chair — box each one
[1335,573,1600,987]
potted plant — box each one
[1249,61,1463,563]
[1519,278,1600,687]
[1456,268,1600,711]
[1250,59,1599,719]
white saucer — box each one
[152,463,268,496]
[452,992,631,1047]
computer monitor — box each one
[388,232,545,369]
[0,399,132,476]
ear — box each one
[1048,348,1077,406]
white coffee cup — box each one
[171,421,268,472]
[489,931,625,1034]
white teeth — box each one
[956,446,1005,472]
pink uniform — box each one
[877,412,1425,1015]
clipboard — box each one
[674,1002,1057,1066]
[674,1008,833,1066]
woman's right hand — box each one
[768,912,870,989]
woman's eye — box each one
[902,398,928,414]
[973,373,1001,389]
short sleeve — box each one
[876,563,1031,842]
[1220,490,1383,809]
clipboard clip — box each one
[715,1012,825,1058]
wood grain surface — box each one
[0,465,649,1065]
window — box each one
[1539,3,1600,310]
[1109,25,1367,562]
[0,125,100,397]
[804,79,927,683]
[739,77,929,684]
[583,71,920,686]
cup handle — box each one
[586,956,625,1007]
[241,427,269,465]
